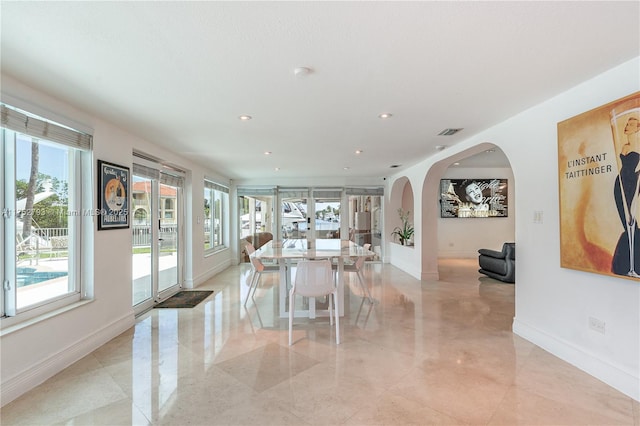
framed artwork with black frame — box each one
[97,160,130,230]
[440,178,508,218]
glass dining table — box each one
[252,238,374,318]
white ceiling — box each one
[2,2,638,180]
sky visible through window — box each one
[16,135,69,182]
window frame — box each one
[204,180,228,254]
[1,104,92,325]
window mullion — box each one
[3,130,17,316]
[68,149,82,295]
[0,131,4,317]
[210,189,217,248]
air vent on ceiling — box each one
[438,128,463,136]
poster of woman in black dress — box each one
[610,98,640,277]
[558,92,640,280]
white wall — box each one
[387,57,640,400]
[0,75,232,405]
[438,167,515,258]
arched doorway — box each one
[420,143,515,280]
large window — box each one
[204,180,228,252]
[1,104,92,321]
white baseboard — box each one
[421,271,439,280]
[389,244,422,280]
[513,317,639,402]
[192,259,231,288]
[1,313,134,406]
[389,257,421,280]
[438,250,478,259]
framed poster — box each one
[97,160,130,230]
[440,178,508,218]
[558,92,640,280]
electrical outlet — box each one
[533,210,544,224]
[589,316,606,334]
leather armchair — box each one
[478,243,515,283]
[241,232,273,262]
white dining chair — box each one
[245,242,277,265]
[333,255,373,303]
[245,254,280,307]
[289,259,340,345]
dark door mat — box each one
[154,290,213,308]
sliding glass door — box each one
[313,189,342,240]
[280,189,308,240]
[132,162,183,314]
[158,182,180,293]
[132,175,153,307]
[238,186,383,261]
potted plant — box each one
[391,208,414,246]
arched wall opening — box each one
[421,142,515,280]
[388,176,414,244]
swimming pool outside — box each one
[16,267,68,287]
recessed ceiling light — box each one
[264,151,272,155]
[239,115,252,121]
[485,149,496,153]
[438,128,463,136]
[453,162,460,166]
[275,167,280,171]
[343,167,350,170]
[294,66,312,77]
[378,113,393,119]
[355,150,363,154]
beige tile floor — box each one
[2,259,639,425]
